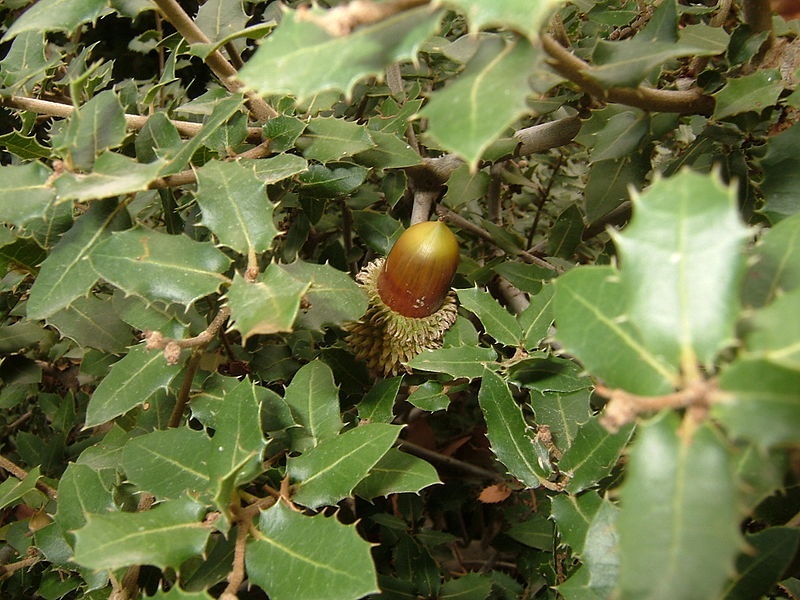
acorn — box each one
[344,220,460,376]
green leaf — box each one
[358,376,403,424]
[478,368,548,487]
[2,0,107,40]
[239,5,442,101]
[743,212,800,306]
[351,210,403,255]
[518,283,555,350]
[121,428,213,499]
[713,70,784,120]
[407,381,450,412]
[548,204,584,259]
[0,465,42,510]
[226,268,309,342]
[135,112,182,164]
[262,115,307,153]
[90,228,231,306]
[760,122,800,224]
[0,31,60,93]
[532,389,592,451]
[298,164,368,198]
[54,152,166,202]
[0,130,51,160]
[443,164,490,210]
[54,463,114,537]
[354,448,441,499]
[51,90,127,171]
[494,262,550,294]
[457,287,522,346]
[246,153,309,184]
[617,412,741,600]
[302,117,374,163]
[27,198,131,320]
[440,573,493,600]
[279,261,368,329]
[721,527,800,600]
[590,110,649,162]
[559,417,634,494]
[194,159,279,255]
[743,288,800,370]
[407,345,497,380]
[584,154,649,223]
[420,36,537,169]
[284,359,343,447]
[46,294,133,353]
[354,130,421,169]
[288,423,401,509]
[72,498,210,571]
[551,491,604,555]
[553,266,678,395]
[0,162,55,227]
[443,315,480,347]
[146,586,214,600]
[84,345,182,427]
[715,358,800,448]
[246,501,379,600]
[194,0,248,45]
[0,320,51,353]
[507,357,592,394]
[612,170,749,368]
[440,0,561,42]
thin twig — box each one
[410,189,438,225]
[527,152,564,250]
[110,494,155,600]
[0,552,40,580]
[0,454,58,500]
[167,350,204,428]
[146,306,232,364]
[541,34,715,115]
[297,0,431,36]
[398,439,505,482]
[514,116,581,156]
[152,0,277,121]
[1,96,263,142]
[221,506,253,600]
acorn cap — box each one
[378,220,459,318]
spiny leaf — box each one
[439,0,562,42]
[283,359,343,448]
[457,287,522,346]
[54,153,167,202]
[2,0,107,41]
[407,345,497,380]
[0,162,55,227]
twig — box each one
[541,34,715,115]
[494,276,529,314]
[221,505,254,600]
[152,0,277,122]
[0,454,58,500]
[110,494,155,600]
[297,0,431,36]
[688,0,733,74]
[1,96,263,142]
[410,189,438,225]
[527,152,564,250]
[398,439,506,482]
[514,116,581,156]
[342,201,356,276]
[743,0,774,36]
[436,205,562,272]
[146,306,232,365]
[596,379,715,432]
[0,551,40,580]
[168,350,204,428]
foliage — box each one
[1,0,799,599]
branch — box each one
[152,0,277,122]
[0,551,40,580]
[1,95,263,142]
[514,116,581,155]
[398,439,506,482]
[0,454,58,500]
[168,350,204,429]
[743,0,774,36]
[145,306,231,365]
[297,0,430,36]
[541,34,715,115]
[410,189,438,225]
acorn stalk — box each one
[344,220,460,376]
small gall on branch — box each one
[344,220,459,376]
[143,306,231,365]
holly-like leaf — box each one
[532,389,592,451]
[440,0,561,42]
[358,376,403,424]
[715,358,800,448]
[420,36,537,169]
[407,345,497,380]
[759,122,800,224]
[743,289,800,370]
[713,70,784,120]
[354,449,440,499]
[584,154,649,223]
[743,212,800,306]
[239,5,442,101]
[90,228,231,307]
[457,287,522,346]
[51,90,127,171]
[2,0,107,41]
[246,153,309,184]
[121,428,213,499]
[354,130,421,170]
[146,587,214,600]
[288,423,402,508]
[351,210,403,255]
[54,153,167,202]
[283,359,343,448]
[0,162,55,227]
[617,412,741,600]
[612,170,749,369]
[246,501,379,600]
[518,284,555,350]
[721,527,800,600]
[226,268,309,342]
[590,110,649,162]
[46,294,133,354]
[298,164,368,198]
[551,491,604,555]
[84,345,182,428]
[406,381,450,412]
[478,368,548,487]
[27,198,131,320]
[72,498,210,571]
[54,463,114,537]
[0,465,42,511]
[559,417,634,494]
[0,31,60,93]
[507,357,592,394]
[194,0,248,45]
[195,159,279,255]
[553,266,678,395]
[279,261,367,329]
[302,117,374,163]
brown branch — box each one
[514,116,581,156]
[743,0,774,35]
[1,96,263,142]
[0,551,40,580]
[146,306,232,365]
[541,34,715,115]
[152,0,277,122]
[0,454,58,500]
[398,439,506,482]
[110,494,155,600]
[168,350,204,429]
[596,379,715,432]
[435,205,562,272]
[410,189,438,225]
[297,0,431,36]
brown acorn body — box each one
[344,221,460,376]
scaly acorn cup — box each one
[344,220,460,376]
